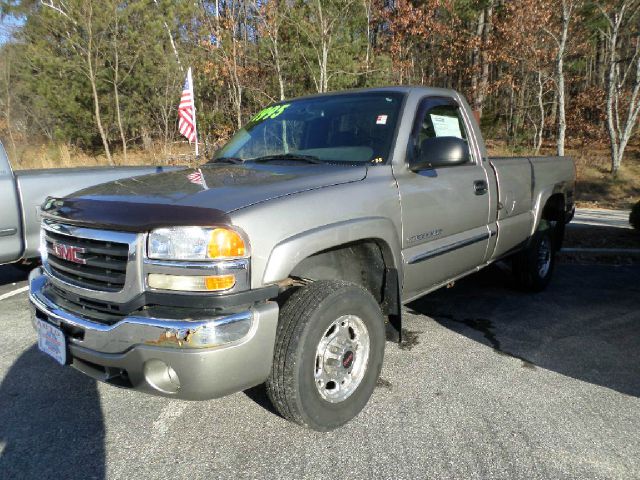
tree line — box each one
[0,0,639,174]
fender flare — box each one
[262,216,403,285]
[531,186,566,236]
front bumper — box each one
[28,268,279,400]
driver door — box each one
[396,97,492,300]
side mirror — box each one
[409,137,470,171]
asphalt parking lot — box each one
[0,262,639,479]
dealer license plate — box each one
[37,318,67,365]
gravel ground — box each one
[0,263,639,480]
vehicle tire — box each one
[512,220,556,292]
[549,219,565,252]
[267,280,386,431]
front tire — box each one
[512,220,556,292]
[267,280,386,431]
[13,258,40,273]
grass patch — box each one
[574,156,640,209]
[7,142,195,170]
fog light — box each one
[143,359,180,394]
[148,273,236,292]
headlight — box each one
[146,226,249,293]
[147,226,247,261]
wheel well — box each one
[542,194,565,222]
[287,240,402,342]
[290,240,384,300]
[541,193,566,249]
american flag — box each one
[178,67,197,144]
[187,168,208,189]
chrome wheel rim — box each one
[314,314,370,403]
[538,237,552,278]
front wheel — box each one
[267,280,386,431]
[512,220,556,292]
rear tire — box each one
[512,220,556,292]
[267,280,385,431]
[550,219,565,252]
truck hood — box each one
[41,163,367,231]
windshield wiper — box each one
[208,157,245,164]
[251,153,325,164]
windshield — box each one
[213,92,404,164]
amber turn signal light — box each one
[207,228,246,259]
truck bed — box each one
[488,156,575,260]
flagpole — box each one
[178,67,198,159]
[190,67,199,158]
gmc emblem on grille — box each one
[52,242,87,265]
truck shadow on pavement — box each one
[244,384,281,416]
[0,265,29,287]
[0,346,105,479]
[407,263,640,398]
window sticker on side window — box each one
[430,114,462,138]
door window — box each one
[410,100,472,166]
[419,105,467,141]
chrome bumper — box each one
[28,268,280,400]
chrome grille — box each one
[45,283,125,325]
[44,227,129,292]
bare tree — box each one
[201,1,248,129]
[528,71,549,155]
[152,0,183,72]
[110,8,127,162]
[83,1,112,164]
[0,47,18,159]
[362,0,373,80]
[252,0,287,100]
[295,0,357,93]
[556,1,571,156]
[471,1,494,118]
[41,0,114,164]
[544,0,579,156]
[601,0,640,175]
[557,1,575,156]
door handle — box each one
[473,180,488,195]
[0,228,17,237]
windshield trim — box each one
[384,91,409,167]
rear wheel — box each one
[512,220,556,292]
[267,280,385,431]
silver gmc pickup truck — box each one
[28,87,575,431]
[0,140,176,267]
